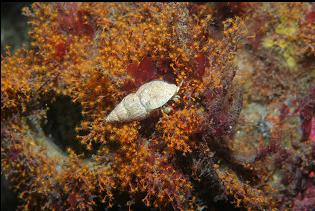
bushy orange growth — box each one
[216,167,275,210]
[1,2,266,210]
[1,116,62,210]
[157,108,204,155]
[56,150,115,210]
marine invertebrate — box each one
[2,2,247,210]
[2,2,313,211]
[106,80,180,123]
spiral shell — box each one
[106,80,180,122]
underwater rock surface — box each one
[1,2,314,210]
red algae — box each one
[57,3,95,37]
[54,41,68,61]
[192,53,207,79]
[127,56,158,88]
[1,2,314,211]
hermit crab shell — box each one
[106,80,179,123]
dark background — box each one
[1,3,32,210]
[1,2,31,53]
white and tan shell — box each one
[106,80,179,123]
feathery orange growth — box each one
[1,2,256,210]
[216,167,275,210]
[157,108,204,155]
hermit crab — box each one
[106,80,180,123]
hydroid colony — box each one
[1,2,314,210]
